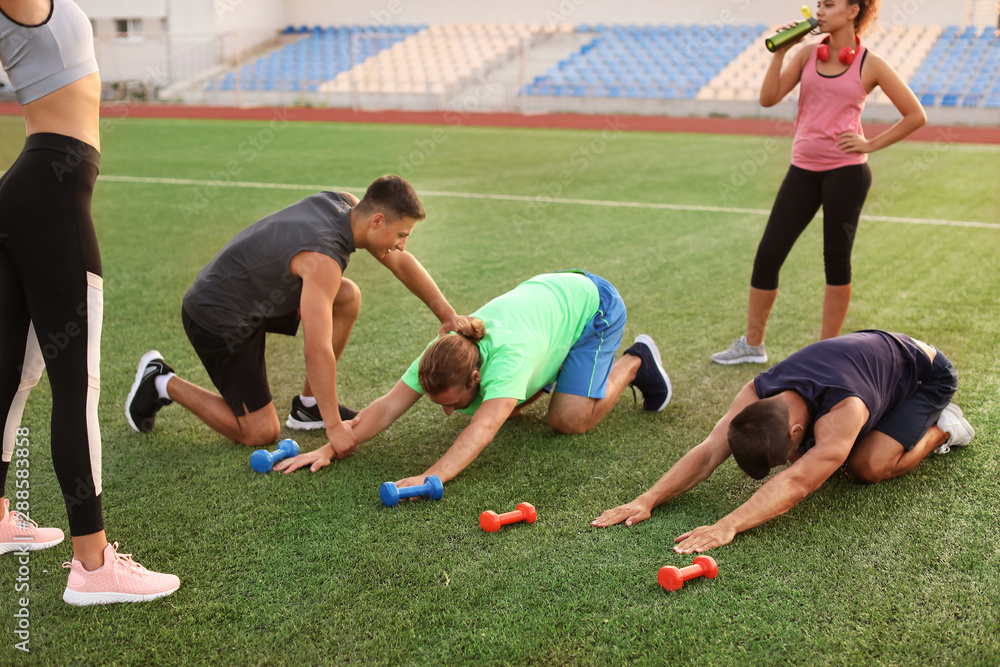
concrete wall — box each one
[282,0,971,29]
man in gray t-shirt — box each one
[125,175,457,458]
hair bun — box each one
[453,316,486,343]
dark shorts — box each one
[182,307,277,416]
[872,349,957,451]
[553,272,627,399]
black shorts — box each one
[182,307,277,416]
[872,349,957,451]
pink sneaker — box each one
[62,541,180,606]
[0,498,64,554]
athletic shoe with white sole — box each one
[711,336,768,365]
[0,498,64,554]
[623,334,673,412]
[125,350,173,433]
[286,395,359,430]
[933,403,975,455]
[62,541,180,606]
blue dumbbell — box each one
[379,475,444,507]
[250,439,300,473]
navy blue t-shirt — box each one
[754,330,934,446]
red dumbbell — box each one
[479,502,536,532]
[658,555,718,591]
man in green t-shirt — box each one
[277,271,672,489]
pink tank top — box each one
[791,44,869,171]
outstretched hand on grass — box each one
[275,416,361,473]
[673,523,736,554]
[590,500,653,527]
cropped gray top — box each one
[0,0,98,104]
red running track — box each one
[1,101,998,144]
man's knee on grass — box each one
[846,451,889,485]
[547,397,597,435]
[234,406,282,447]
[845,432,906,485]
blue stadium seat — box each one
[962,94,981,107]
[985,93,1000,108]
[920,93,936,106]
[940,93,958,107]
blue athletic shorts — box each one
[872,348,957,451]
[553,272,627,399]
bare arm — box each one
[396,397,518,487]
[275,380,422,473]
[378,250,458,333]
[293,252,357,459]
[838,53,927,154]
[672,398,867,553]
[760,35,809,107]
[591,382,760,527]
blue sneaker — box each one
[623,334,672,411]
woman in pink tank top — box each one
[711,0,927,366]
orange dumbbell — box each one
[658,555,718,591]
[479,502,536,532]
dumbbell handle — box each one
[495,506,533,526]
[397,480,433,499]
[676,562,710,581]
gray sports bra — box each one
[0,0,98,104]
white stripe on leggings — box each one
[2,323,44,463]
[86,272,103,496]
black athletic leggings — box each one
[751,163,873,291]
[0,133,104,536]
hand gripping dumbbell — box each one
[479,502,536,532]
[379,475,444,507]
[250,439,300,473]
[658,555,718,591]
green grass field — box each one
[0,114,998,666]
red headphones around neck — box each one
[817,35,861,65]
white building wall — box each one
[77,0,286,85]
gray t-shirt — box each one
[183,191,355,337]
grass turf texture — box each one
[0,115,998,666]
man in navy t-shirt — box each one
[592,330,975,553]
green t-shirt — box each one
[401,272,600,415]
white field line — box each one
[11,172,1000,230]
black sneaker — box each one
[285,396,358,430]
[623,334,672,412]
[125,350,174,433]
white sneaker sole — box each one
[0,534,64,554]
[634,334,672,412]
[63,583,179,606]
[285,415,325,430]
[710,352,768,365]
[934,404,975,454]
[125,350,166,433]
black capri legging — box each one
[751,163,873,291]
[0,133,105,536]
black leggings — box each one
[0,133,104,537]
[751,163,873,291]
